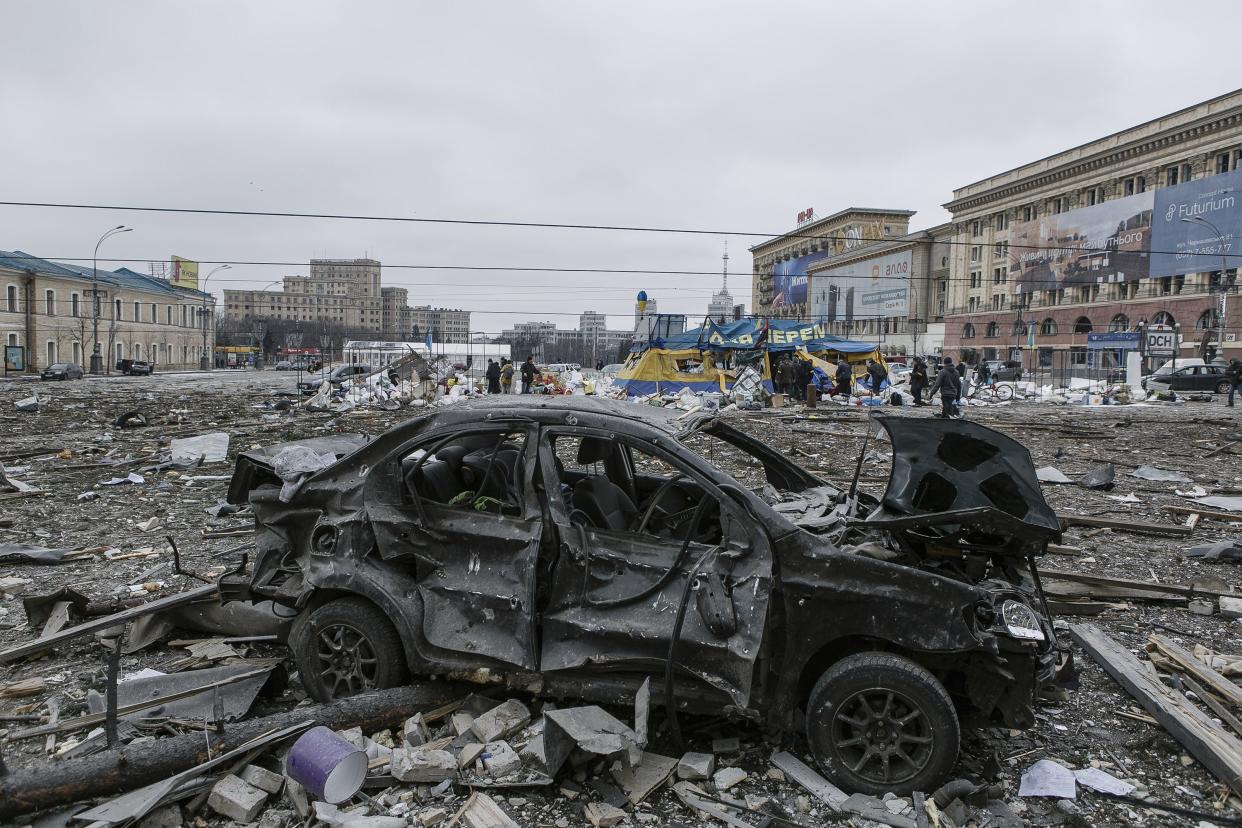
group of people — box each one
[773,354,814,400]
[483,355,541,394]
[906,356,979,418]
[774,354,889,400]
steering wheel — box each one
[636,473,691,535]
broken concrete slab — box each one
[610,751,677,804]
[677,751,715,781]
[712,765,748,791]
[207,773,268,822]
[404,712,431,746]
[584,801,627,827]
[470,699,530,743]
[239,763,284,794]
[391,748,458,783]
[457,793,519,828]
[170,432,230,465]
[481,741,522,778]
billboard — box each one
[1150,168,1242,277]
[1009,191,1153,295]
[809,249,912,322]
[171,256,199,290]
[771,249,831,309]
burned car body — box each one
[221,397,1067,794]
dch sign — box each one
[1145,328,1177,357]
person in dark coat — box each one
[865,359,888,396]
[1228,358,1242,407]
[910,357,928,406]
[928,357,962,418]
[485,359,501,394]
[793,356,812,401]
[833,358,853,397]
[776,357,796,397]
[520,356,537,394]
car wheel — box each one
[291,597,408,702]
[806,652,959,796]
[1216,381,1231,394]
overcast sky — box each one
[1,1,1237,334]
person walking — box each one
[976,359,992,388]
[865,359,888,396]
[520,355,537,394]
[485,358,501,394]
[833,357,853,398]
[910,357,928,406]
[928,356,962,418]
[1228,358,1242,407]
[500,358,514,394]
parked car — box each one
[1144,362,1232,393]
[599,363,624,378]
[222,398,1068,795]
[273,361,295,371]
[296,363,372,394]
[115,359,153,376]
[983,360,1023,381]
[40,362,83,381]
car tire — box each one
[290,596,408,703]
[806,652,959,796]
[1216,381,1231,394]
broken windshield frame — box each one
[678,419,825,494]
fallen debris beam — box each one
[1041,569,1235,599]
[1056,514,1193,536]
[1070,623,1242,797]
[1148,635,1242,711]
[1162,505,1242,523]
[0,681,463,820]
[0,583,218,664]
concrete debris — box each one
[239,763,285,794]
[15,394,41,412]
[712,765,749,791]
[583,801,627,827]
[677,750,715,781]
[480,741,522,779]
[391,748,458,783]
[169,432,231,465]
[207,773,269,822]
[1131,464,1193,483]
[1036,466,1072,484]
[404,711,431,746]
[470,698,530,743]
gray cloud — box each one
[1,0,1236,332]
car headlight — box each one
[1000,599,1045,642]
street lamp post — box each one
[199,264,232,370]
[1181,216,1231,361]
[89,226,131,374]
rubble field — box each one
[1,371,1241,828]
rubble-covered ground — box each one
[1,370,1241,827]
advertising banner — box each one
[1009,191,1153,294]
[1150,168,1242,277]
[771,249,831,308]
[171,255,199,291]
[1086,332,1141,350]
[4,345,25,372]
[809,249,912,322]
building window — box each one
[1123,178,1135,197]
[1052,196,1067,214]
[970,246,982,263]
[115,299,123,320]
[985,321,999,337]
[971,220,983,237]
[5,285,16,312]
[993,267,1005,285]
[133,301,140,322]
[1166,166,1179,187]
[1013,319,1028,336]
[45,289,55,316]
[1197,308,1219,330]
[962,323,976,339]
[1040,318,1058,336]
[73,342,82,364]
[46,341,56,365]
[1151,311,1176,327]
[1217,152,1233,174]
[1086,186,1105,206]
[1181,163,1193,182]
[1137,175,1146,193]
[969,270,982,288]
[994,212,1009,231]
[1023,205,1035,222]
[993,242,1009,261]
[968,297,979,312]
[1109,313,1129,332]
[1074,316,1092,334]
[72,293,80,317]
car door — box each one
[365,424,542,670]
[535,426,773,708]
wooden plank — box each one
[1148,635,1242,711]
[770,750,848,809]
[1163,505,1242,523]
[1057,513,1193,536]
[1045,599,1108,616]
[1181,675,1242,739]
[1070,623,1242,796]
[1041,569,1237,599]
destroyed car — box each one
[296,363,373,394]
[222,398,1067,795]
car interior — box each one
[402,431,526,515]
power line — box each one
[1,200,1239,260]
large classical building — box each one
[942,89,1242,368]
[222,258,471,342]
[2,250,212,373]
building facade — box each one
[1,250,212,372]
[221,258,471,342]
[750,208,916,320]
[805,223,952,356]
[942,90,1242,368]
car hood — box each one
[863,417,1061,556]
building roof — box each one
[748,207,918,253]
[0,250,210,299]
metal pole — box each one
[199,265,230,371]
[1183,216,1229,361]
[89,226,130,375]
